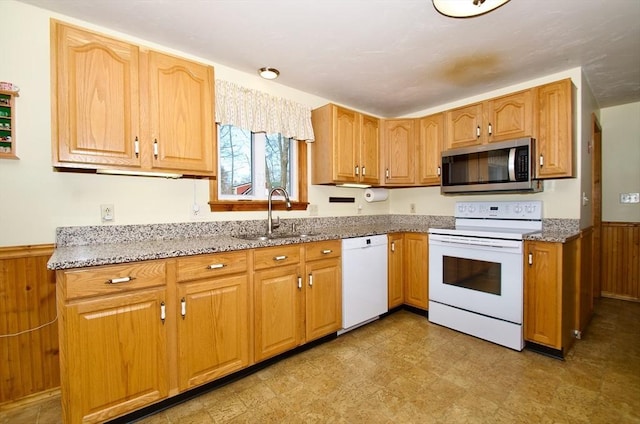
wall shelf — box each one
[0,89,19,159]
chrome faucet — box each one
[267,186,292,235]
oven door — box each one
[428,234,523,324]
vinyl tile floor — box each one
[1,297,639,424]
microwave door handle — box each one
[508,147,516,181]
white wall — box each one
[0,1,389,247]
[0,1,605,247]
[600,102,640,222]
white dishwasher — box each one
[339,234,388,334]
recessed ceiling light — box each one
[432,0,510,18]
[258,67,280,80]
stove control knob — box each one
[514,204,523,214]
[468,205,476,213]
[458,204,466,213]
[525,204,534,214]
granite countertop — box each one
[47,215,581,270]
[47,223,431,270]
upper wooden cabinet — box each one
[51,20,215,176]
[382,118,416,185]
[535,78,573,178]
[444,89,533,150]
[417,113,444,186]
[311,104,380,185]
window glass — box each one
[218,124,297,200]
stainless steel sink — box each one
[234,232,317,241]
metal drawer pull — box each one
[488,123,492,135]
[105,276,135,284]
[181,298,186,319]
[322,249,333,254]
[153,139,159,158]
[298,276,302,289]
[207,263,226,270]
[309,274,313,287]
[362,166,366,176]
[273,255,287,261]
[160,302,166,324]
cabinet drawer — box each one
[177,251,248,282]
[253,245,301,270]
[306,240,341,261]
[62,260,166,300]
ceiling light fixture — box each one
[432,0,510,18]
[258,67,280,80]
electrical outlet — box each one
[190,203,201,220]
[410,203,416,214]
[619,192,639,203]
[100,204,114,223]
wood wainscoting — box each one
[0,244,59,405]
[601,222,640,301]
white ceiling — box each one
[18,0,640,117]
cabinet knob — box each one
[528,253,533,265]
[160,301,166,324]
[309,273,313,287]
[273,255,287,261]
[488,123,493,136]
[181,297,186,319]
[207,263,226,270]
[298,276,302,290]
[391,242,395,252]
[322,249,332,254]
[362,166,366,176]
[355,165,359,176]
[539,155,544,167]
[153,139,159,159]
[476,126,481,138]
[437,166,441,177]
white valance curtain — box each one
[215,80,315,142]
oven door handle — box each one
[429,234,522,250]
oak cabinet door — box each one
[536,79,573,178]
[444,103,483,149]
[333,106,360,182]
[53,22,142,167]
[487,90,533,142]
[147,51,215,173]
[524,241,561,348]
[387,233,405,308]
[359,113,381,184]
[417,113,444,186]
[383,119,416,185]
[305,257,342,342]
[404,233,428,309]
[177,274,249,391]
[62,289,168,424]
[254,265,303,362]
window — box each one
[210,124,308,211]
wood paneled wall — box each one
[0,245,59,405]
[601,222,640,301]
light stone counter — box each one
[47,215,580,270]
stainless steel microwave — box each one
[441,137,542,194]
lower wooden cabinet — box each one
[57,242,341,423]
[387,233,428,310]
[387,233,405,308]
[175,251,250,391]
[253,241,342,362]
[57,261,169,424]
[524,238,578,353]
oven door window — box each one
[442,256,501,295]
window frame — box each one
[209,136,308,212]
